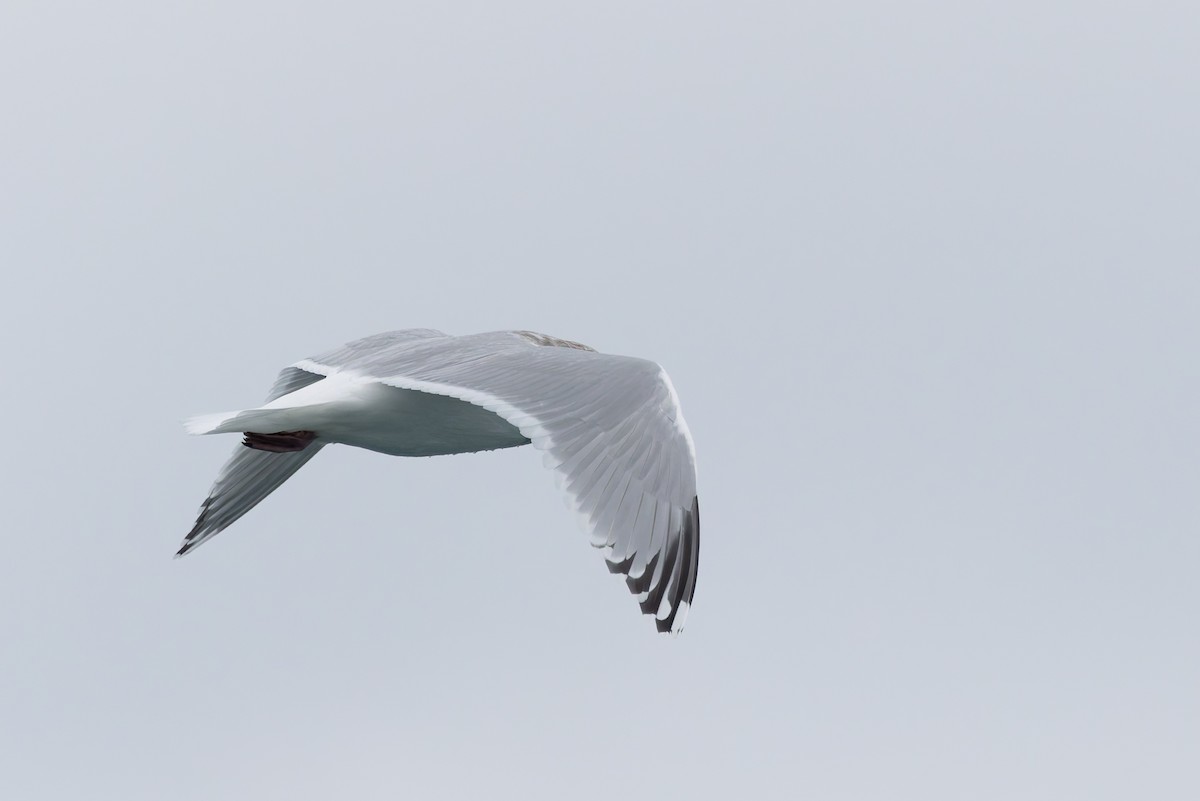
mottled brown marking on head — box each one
[513,330,596,352]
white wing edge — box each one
[657,365,698,470]
[294,358,698,633]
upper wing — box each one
[300,331,700,633]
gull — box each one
[180,329,700,633]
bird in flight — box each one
[180,329,699,633]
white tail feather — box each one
[184,406,328,436]
[184,372,363,437]
[184,411,242,436]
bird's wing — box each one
[177,330,451,556]
[176,364,328,556]
[176,444,323,556]
[299,331,700,633]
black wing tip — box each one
[174,500,213,558]
[174,529,202,558]
[683,495,700,607]
[639,530,680,615]
[626,552,660,596]
[616,494,701,634]
[653,495,700,634]
[606,554,635,575]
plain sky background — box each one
[2,2,1198,799]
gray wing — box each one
[176,366,327,556]
[177,330,448,556]
[300,331,700,633]
[178,328,453,553]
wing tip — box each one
[655,601,691,635]
[174,524,206,558]
[628,495,698,635]
[657,495,699,635]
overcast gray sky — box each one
[2,2,1198,799]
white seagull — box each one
[180,329,700,633]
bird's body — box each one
[206,372,532,457]
[181,329,699,633]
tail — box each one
[184,371,356,438]
[184,407,316,437]
[184,411,243,436]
